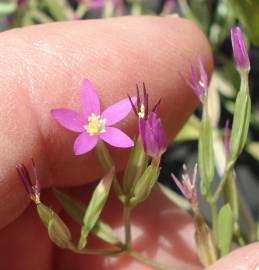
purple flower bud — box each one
[139,112,167,159]
[230,27,250,72]
[16,159,41,204]
[171,164,198,207]
[182,58,208,102]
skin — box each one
[0,16,257,270]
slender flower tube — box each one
[16,160,40,204]
[231,27,250,73]
[51,80,136,155]
[183,58,208,102]
[171,164,198,208]
[139,112,167,160]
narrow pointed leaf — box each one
[217,204,234,257]
[130,164,159,206]
[157,183,191,211]
[53,189,85,224]
[198,107,214,196]
[123,136,147,194]
[54,189,119,245]
[79,168,114,249]
[37,203,72,249]
[229,87,251,165]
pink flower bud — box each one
[231,27,250,72]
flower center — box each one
[138,104,145,118]
[84,113,106,136]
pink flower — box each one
[231,27,250,72]
[139,112,167,159]
[16,159,40,204]
[51,80,136,155]
[171,164,198,206]
[184,58,208,102]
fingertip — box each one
[207,243,259,269]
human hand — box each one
[1,16,253,270]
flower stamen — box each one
[138,104,145,118]
[85,113,106,136]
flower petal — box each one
[81,79,100,117]
[101,97,137,126]
[73,132,98,155]
[100,127,133,148]
[51,109,85,132]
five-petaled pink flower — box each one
[51,80,136,155]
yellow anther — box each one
[138,104,145,119]
[84,113,106,136]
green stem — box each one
[123,205,132,246]
[239,191,257,242]
[95,141,125,201]
[210,202,218,236]
[210,165,232,203]
[128,249,179,270]
[69,244,123,256]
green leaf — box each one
[231,0,259,46]
[123,136,147,194]
[217,204,234,257]
[229,74,251,165]
[0,2,17,16]
[92,221,120,245]
[79,168,114,250]
[53,189,85,224]
[247,142,259,161]
[95,140,124,200]
[157,183,191,211]
[54,189,120,245]
[43,0,68,21]
[198,106,215,196]
[129,163,159,206]
[223,170,239,221]
[55,189,120,245]
[189,0,210,33]
[37,203,72,249]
